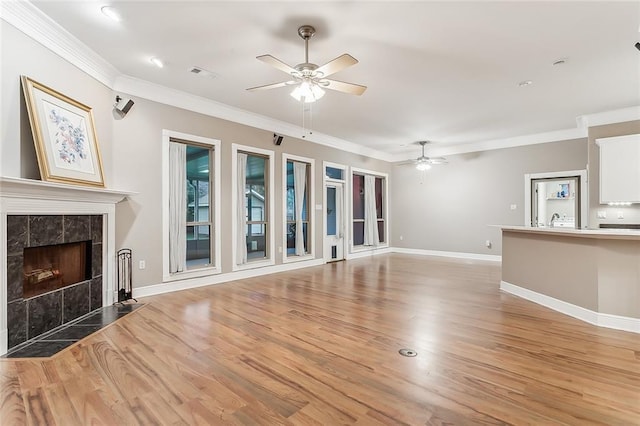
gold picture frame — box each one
[21,76,105,187]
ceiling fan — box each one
[397,141,448,170]
[247,25,367,103]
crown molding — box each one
[113,75,392,162]
[0,0,120,88]
[389,127,588,162]
[576,106,640,129]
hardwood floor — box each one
[2,254,639,425]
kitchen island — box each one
[499,225,640,333]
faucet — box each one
[549,212,560,227]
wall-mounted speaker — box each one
[273,133,284,146]
[114,95,134,115]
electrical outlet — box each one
[597,210,607,219]
[139,260,146,270]
[399,235,403,241]
[618,211,624,219]
[510,204,517,210]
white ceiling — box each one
[28,1,640,158]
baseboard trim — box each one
[500,281,640,334]
[134,259,324,299]
[346,246,393,260]
[392,247,502,262]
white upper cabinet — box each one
[596,134,640,204]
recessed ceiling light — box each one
[101,6,121,22]
[150,57,164,68]
[518,80,533,87]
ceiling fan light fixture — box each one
[416,161,431,171]
[290,81,325,103]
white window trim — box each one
[162,129,221,282]
[324,160,347,182]
[282,153,315,264]
[350,166,389,253]
[232,143,275,271]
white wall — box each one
[0,23,114,183]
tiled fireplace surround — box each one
[6,214,104,349]
[0,177,130,355]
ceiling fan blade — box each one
[427,157,448,165]
[246,81,294,91]
[324,79,367,95]
[315,54,358,77]
[256,55,297,75]
[394,159,416,166]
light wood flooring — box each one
[2,254,639,425]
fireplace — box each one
[0,177,130,356]
[5,215,103,349]
[23,240,92,299]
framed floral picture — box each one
[21,76,105,187]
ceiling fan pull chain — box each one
[301,102,306,137]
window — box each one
[325,166,344,180]
[186,145,214,268]
[245,153,268,260]
[283,154,314,261]
[163,130,220,281]
[233,144,274,269]
[352,169,387,248]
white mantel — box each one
[0,177,134,355]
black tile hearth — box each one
[5,341,74,358]
[43,324,104,341]
[3,303,143,358]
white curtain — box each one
[293,161,307,256]
[236,153,248,265]
[363,175,380,246]
[168,142,187,273]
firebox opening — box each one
[23,241,92,299]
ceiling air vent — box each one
[189,66,217,79]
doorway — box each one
[524,170,588,229]
[325,182,345,261]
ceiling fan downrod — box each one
[298,25,315,64]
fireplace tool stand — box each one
[117,248,137,303]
